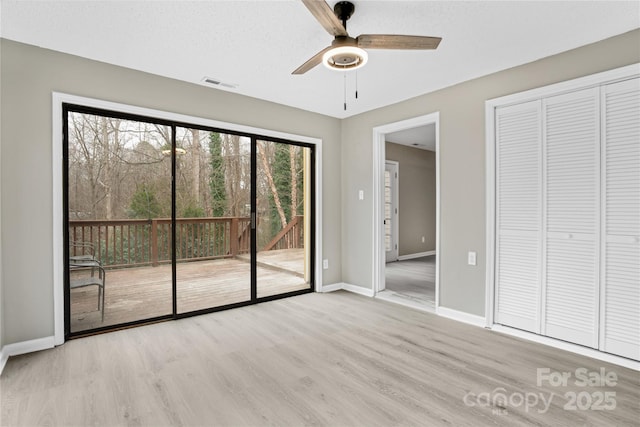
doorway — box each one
[63,104,315,337]
[384,161,399,264]
[373,113,440,312]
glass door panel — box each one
[176,129,251,313]
[256,140,312,298]
[67,112,173,332]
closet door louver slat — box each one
[495,101,542,333]
[543,88,600,348]
[601,78,640,361]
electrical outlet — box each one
[323,259,329,270]
[468,251,477,266]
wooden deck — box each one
[70,249,308,332]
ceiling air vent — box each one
[201,76,238,89]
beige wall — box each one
[341,29,640,316]
[385,142,436,256]
[0,39,342,344]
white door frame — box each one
[384,160,399,264]
[372,112,440,306]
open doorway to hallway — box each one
[373,114,439,313]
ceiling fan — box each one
[293,0,442,74]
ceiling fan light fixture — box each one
[322,45,368,71]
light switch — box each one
[323,259,329,270]
[468,251,477,266]
[358,190,364,200]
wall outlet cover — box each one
[468,251,477,266]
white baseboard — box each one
[491,325,640,371]
[319,282,375,297]
[341,282,375,297]
[320,283,344,293]
[0,348,8,375]
[397,251,436,261]
[436,306,486,328]
[0,336,56,375]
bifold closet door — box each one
[494,101,542,333]
[601,78,640,360]
[542,88,600,348]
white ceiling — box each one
[387,124,436,151]
[1,1,638,119]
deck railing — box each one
[69,216,303,269]
[69,217,251,269]
[262,215,304,251]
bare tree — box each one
[259,141,287,227]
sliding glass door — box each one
[64,105,314,337]
[256,140,313,298]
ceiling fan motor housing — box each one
[334,1,355,25]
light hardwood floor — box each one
[1,291,638,426]
[381,256,435,310]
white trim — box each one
[320,283,343,293]
[484,101,496,328]
[434,117,440,309]
[319,282,376,297]
[0,336,56,375]
[52,92,323,343]
[52,94,65,345]
[484,64,640,361]
[373,128,385,293]
[341,282,375,297]
[397,250,436,261]
[314,141,324,294]
[486,63,640,109]
[492,325,640,371]
[372,113,441,308]
[0,348,8,375]
[437,306,486,328]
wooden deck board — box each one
[71,249,308,332]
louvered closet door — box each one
[543,88,600,348]
[601,78,640,360]
[495,101,542,333]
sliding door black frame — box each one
[62,103,316,339]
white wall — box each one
[340,29,640,316]
[0,39,342,345]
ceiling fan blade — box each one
[301,0,348,37]
[357,34,442,50]
[292,46,333,74]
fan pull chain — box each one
[344,73,347,111]
[355,71,359,99]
